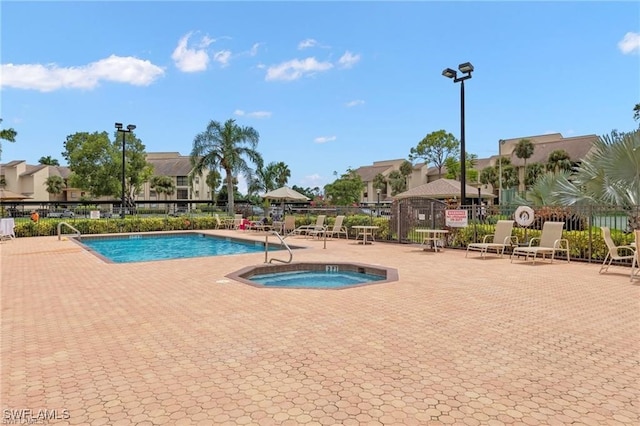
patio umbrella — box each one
[262,186,309,218]
[0,189,31,201]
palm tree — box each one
[206,169,222,205]
[39,156,60,166]
[514,138,535,190]
[399,160,413,188]
[546,149,573,173]
[0,118,17,160]
[270,162,291,188]
[525,163,545,188]
[554,129,640,207]
[372,173,386,194]
[150,175,176,212]
[44,175,65,199]
[190,119,263,215]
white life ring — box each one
[514,206,535,227]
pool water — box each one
[249,270,385,289]
[81,233,277,263]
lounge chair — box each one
[466,220,517,258]
[291,215,326,237]
[599,226,635,274]
[511,221,570,264]
[630,230,640,282]
[324,215,349,239]
[282,216,297,236]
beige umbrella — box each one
[262,186,309,218]
[0,189,32,200]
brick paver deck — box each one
[1,231,638,425]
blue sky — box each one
[1,1,639,193]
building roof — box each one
[148,157,194,176]
[395,178,494,199]
[506,134,598,167]
[354,165,394,182]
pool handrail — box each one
[58,221,81,241]
[265,231,293,264]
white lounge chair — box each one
[291,215,326,237]
[466,220,517,258]
[511,221,570,264]
[630,230,640,282]
[599,226,635,274]
[324,215,349,239]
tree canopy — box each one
[39,156,60,166]
[0,118,17,161]
[61,130,150,204]
[408,130,459,176]
[324,169,364,205]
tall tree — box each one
[372,173,387,194]
[38,156,60,166]
[514,138,535,189]
[324,169,364,205]
[190,119,263,215]
[150,175,176,212]
[524,162,545,187]
[399,160,413,188]
[546,149,573,173]
[0,118,17,160]
[44,175,65,198]
[270,161,291,188]
[61,130,151,204]
[387,170,407,195]
[634,103,640,121]
[408,130,459,176]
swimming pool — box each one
[228,262,398,289]
[80,232,283,263]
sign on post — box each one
[445,209,468,227]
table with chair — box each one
[416,229,449,252]
[353,225,379,245]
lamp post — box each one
[498,139,505,205]
[376,188,381,217]
[442,62,474,205]
[115,122,136,219]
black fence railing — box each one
[2,200,637,264]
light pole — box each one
[115,122,136,219]
[442,62,474,205]
[376,188,381,217]
[498,139,505,205]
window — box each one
[149,191,157,198]
[176,176,188,186]
[177,189,188,199]
[194,177,200,185]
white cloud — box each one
[213,50,232,67]
[314,136,336,144]
[265,57,333,81]
[618,32,640,54]
[249,43,262,56]
[234,109,271,118]
[338,51,360,69]
[298,38,318,50]
[300,173,326,188]
[0,55,164,92]
[345,99,365,107]
[171,32,213,72]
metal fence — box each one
[2,199,638,264]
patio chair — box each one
[291,215,326,237]
[511,221,570,264]
[599,226,635,274]
[324,215,349,239]
[466,220,517,258]
[631,230,640,282]
[282,216,297,236]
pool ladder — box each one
[264,231,293,264]
[58,221,81,240]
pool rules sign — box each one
[445,209,468,227]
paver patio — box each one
[1,230,638,425]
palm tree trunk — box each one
[226,170,235,215]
